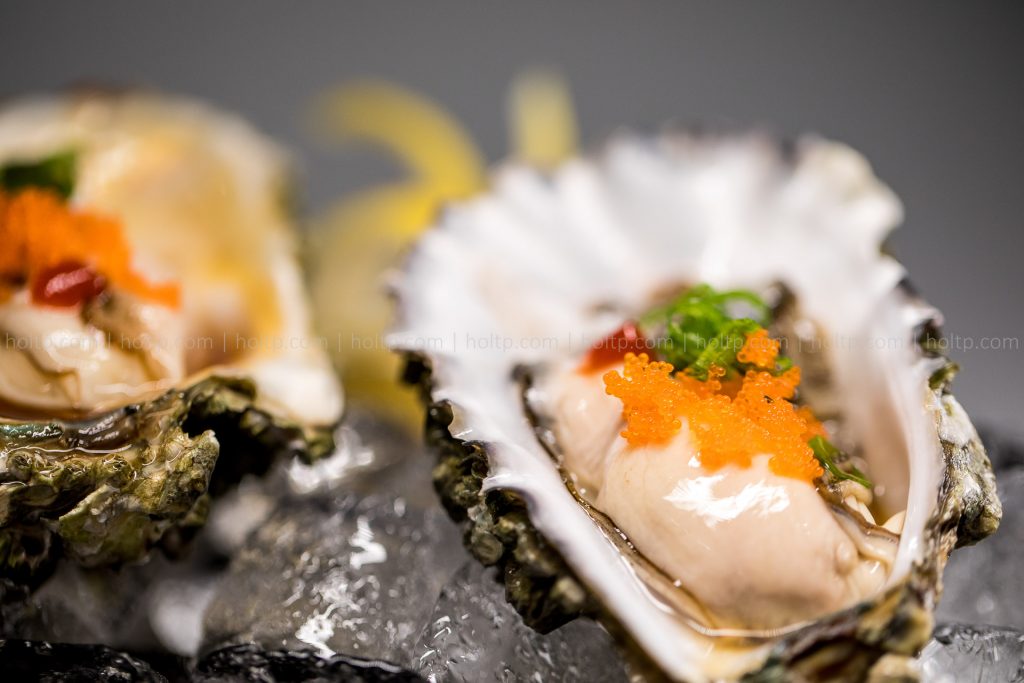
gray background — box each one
[2,2,1021,436]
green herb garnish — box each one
[809,435,873,489]
[0,150,76,199]
[637,284,873,490]
[640,284,788,380]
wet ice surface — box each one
[201,493,464,662]
[0,559,164,650]
[0,546,223,656]
[2,416,1022,681]
[200,410,467,662]
[414,562,628,683]
[199,411,629,681]
[198,408,631,681]
[149,575,220,656]
[937,431,1024,630]
[920,624,1024,682]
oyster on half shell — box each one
[390,132,1001,681]
[0,93,342,580]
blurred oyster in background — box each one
[0,93,343,581]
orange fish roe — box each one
[797,406,828,440]
[0,189,180,307]
[603,351,825,483]
[736,328,780,370]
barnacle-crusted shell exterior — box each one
[0,377,334,580]
[391,132,1001,681]
[0,93,343,579]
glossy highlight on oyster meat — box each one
[0,93,342,580]
[390,132,1001,681]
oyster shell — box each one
[391,132,1001,680]
[0,93,342,579]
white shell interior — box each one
[391,133,948,681]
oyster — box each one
[390,132,1001,680]
[0,93,342,580]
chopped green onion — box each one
[0,151,76,199]
[687,318,760,380]
[809,435,873,489]
[640,284,790,378]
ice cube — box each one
[201,491,465,663]
[413,562,629,682]
[920,623,1024,682]
[202,408,466,662]
[148,575,220,656]
[0,558,166,651]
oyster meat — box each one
[391,133,1001,681]
[0,93,342,579]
